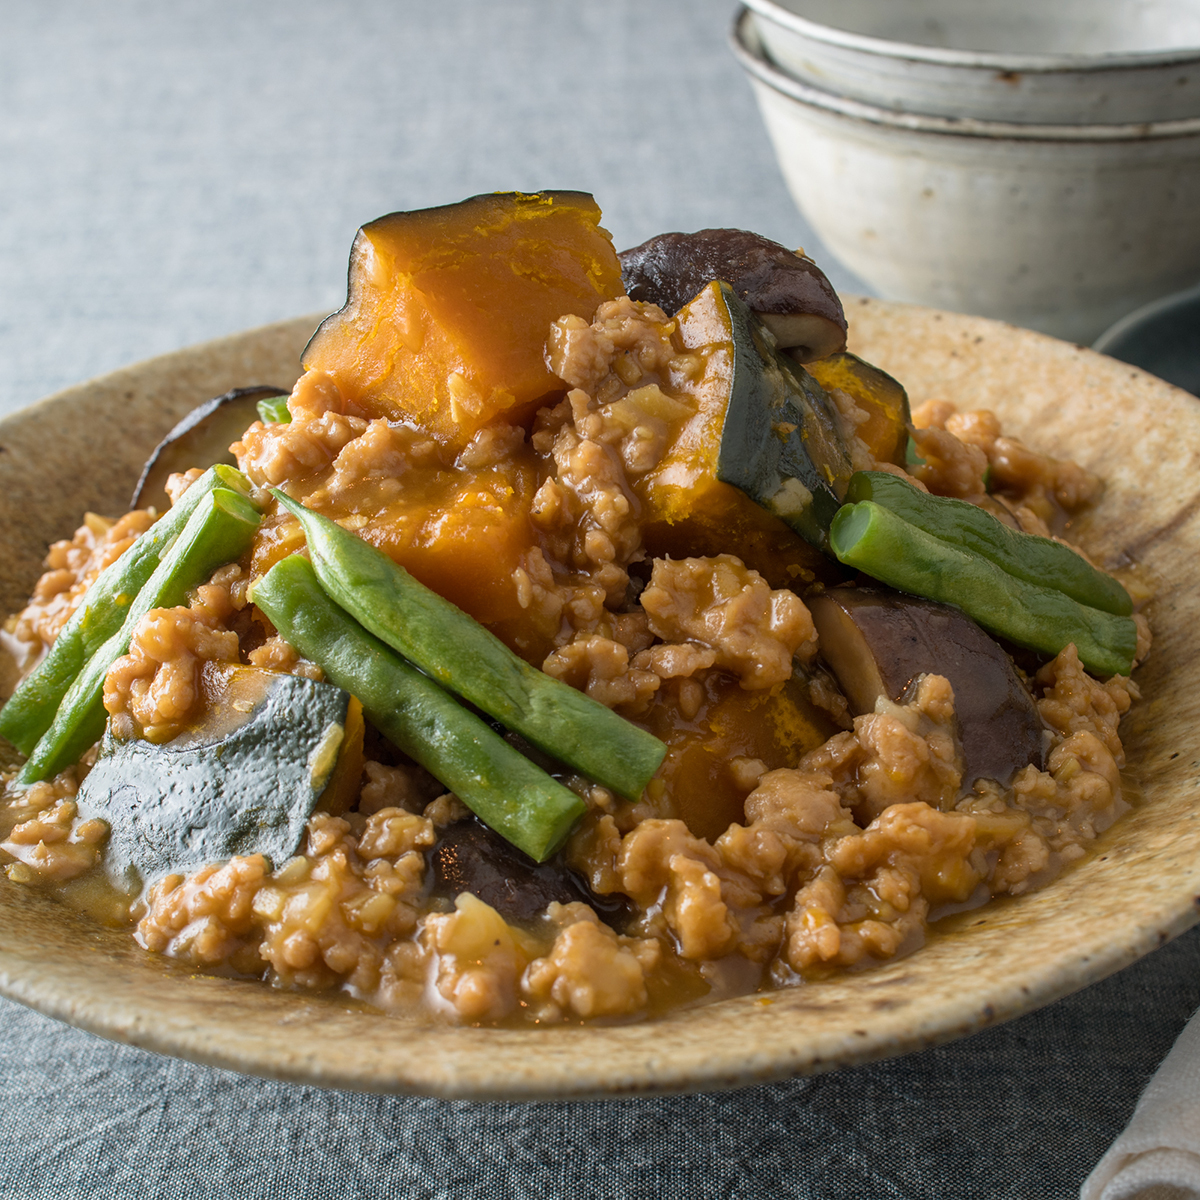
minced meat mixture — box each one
[0,297,1149,1026]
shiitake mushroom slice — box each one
[131,385,287,513]
[808,586,1046,789]
[619,229,847,363]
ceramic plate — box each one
[0,301,1196,1099]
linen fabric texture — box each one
[1,923,1199,1200]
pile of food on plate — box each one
[0,191,1149,1024]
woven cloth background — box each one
[1,926,1196,1200]
[0,3,1189,1196]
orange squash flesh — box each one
[250,450,540,637]
[301,192,624,449]
[642,672,839,842]
[356,466,539,630]
[317,696,365,817]
[806,352,911,468]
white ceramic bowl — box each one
[732,10,1200,344]
[744,0,1200,124]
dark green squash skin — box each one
[76,671,351,891]
[712,284,853,551]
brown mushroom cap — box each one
[808,586,1046,792]
[619,228,848,363]
[429,818,631,925]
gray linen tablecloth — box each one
[0,3,1191,1196]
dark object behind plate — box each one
[1094,283,1200,398]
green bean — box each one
[845,470,1132,616]
[0,464,254,756]
[250,555,586,862]
[271,490,666,802]
[256,395,292,425]
[829,501,1138,677]
[18,486,261,784]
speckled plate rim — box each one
[0,300,1197,1101]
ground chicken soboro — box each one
[0,294,1149,1027]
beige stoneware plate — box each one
[0,299,1196,1100]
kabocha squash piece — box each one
[131,387,288,512]
[302,191,624,448]
[640,499,840,592]
[312,694,365,817]
[620,229,847,363]
[248,443,543,648]
[806,353,910,469]
[75,666,356,890]
[641,671,840,842]
[635,281,853,584]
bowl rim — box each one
[743,0,1200,74]
[1093,280,1200,356]
[732,8,1200,142]
[729,7,1200,140]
